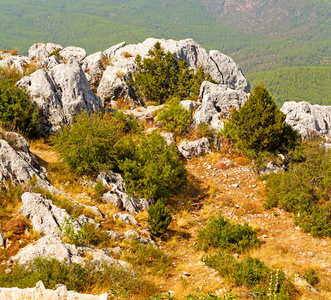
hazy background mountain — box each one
[0,0,330,105]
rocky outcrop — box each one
[98,171,155,214]
[0,132,53,189]
[28,43,63,61]
[17,58,103,136]
[20,192,70,236]
[180,100,200,111]
[0,281,109,300]
[178,137,210,159]
[12,234,129,268]
[97,38,249,108]
[124,229,154,245]
[20,193,99,236]
[281,101,331,139]
[193,81,249,130]
[125,105,163,123]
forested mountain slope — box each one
[0,0,330,104]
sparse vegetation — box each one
[197,215,259,253]
[0,69,40,138]
[157,98,192,135]
[265,138,331,237]
[0,258,157,298]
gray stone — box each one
[17,58,103,136]
[0,134,53,190]
[28,43,63,61]
[100,171,155,214]
[59,46,86,62]
[124,230,152,245]
[193,81,249,130]
[20,192,71,236]
[281,101,331,139]
[0,54,31,74]
[40,55,61,69]
[178,137,210,159]
[180,100,200,111]
[82,51,106,92]
[107,231,123,241]
[113,213,138,225]
[0,231,5,248]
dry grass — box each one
[115,97,132,109]
[116,71,125,79]
[122,51,133,58]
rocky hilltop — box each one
[1,38,331,299]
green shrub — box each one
[0,74,40,137]
[61,217,109,247]
[204,252,294,299]
[303,269,319,286]
[197,215,259,253]
[129,42,215,104]
[51,111,138,175]
[125,241,173,275]
[157,98,192,135]
[0,258,157,298]
[120,131,187,200]
[265,138,331,237]
[147,200,172,235]
[222,84,298,162]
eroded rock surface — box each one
[28,43,63,61]
[193,81,249,130]
[17,58,103,136]
[281,101,331,139]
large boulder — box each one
[193,81,249,130]
[98,171,155,214]
[0,132,52,189]
[178,137,210,159]
[96,38,250,108]
[17,58,103,136]
[281,101,331,139]
[28,43,63,61]
[20,192,71,236]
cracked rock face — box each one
[0,54,31,74]
[28,43,63,61]
[20,192,70,236]
[16,58,103,136]
[281,101,331,139]
[193,81,249,130]
[0,133,52,189]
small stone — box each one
[307,251,316,257]
[252,184,257,188]
[4,268,12,274]
[295,227,300,230]
[183,271,191,276]
[233,254,239,259]
[231,183,239,188]
[235,205,239,209]
[262,235,268,239]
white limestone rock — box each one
[16,58,103,136]
[281,101,331,139]
[20,192,70,236]
[82,51,106,92]
[113,213,138,225]
[28,43,63,60]
[0,230,5,248]
[59,46,87,62]
[193,81,249,130]
[178,137,210,159]
[0,55,30,74]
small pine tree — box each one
[147,200,172,235]
[222,84,298,159]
